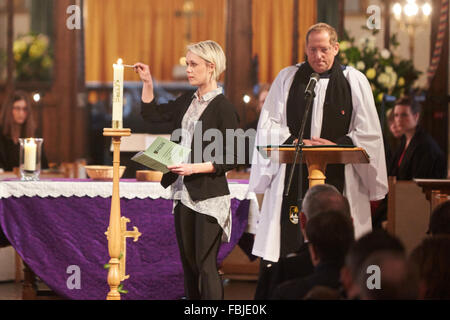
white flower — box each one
[377,73,390,88]
[339,41,350,51]
[387,71,397,89]
[385,66,394,74]
[380,49,391,59]
[378,71,397,90]
[367,36,376,50]
[356,61,365,71]
[357,37,367,47]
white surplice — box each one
[248,64,388,263]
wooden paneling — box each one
[423,0,449,158]
[43,0,87,163]
[225,0,253,128]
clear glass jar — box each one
[19,138,43,181]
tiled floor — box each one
[0,278,257,300]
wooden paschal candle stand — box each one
[103,127,132,300]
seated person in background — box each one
[389,96,446,180]
[409,235,450,300]
[340,229,405,299]
[303,285,342,300]
[0,90,48,247]
[358,250,419,300]
[372,96,447,229]
[272,209,354,300]
[255,184,349,299]
[0,90,48,171]
[245,83,270,131]
[428,201,450,235]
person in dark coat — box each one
[0,90,48,172]
[389,96,446,180]
[372,96,447,229]
[0,90,48,247]
[271,209,354,300]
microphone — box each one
[304,73,320,97]
[284,73,320,198]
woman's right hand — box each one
[134,62,153,86]
[134,62,155,103]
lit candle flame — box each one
[117,58,123,65]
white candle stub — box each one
[24,139,37,171]
[112,58,124,128]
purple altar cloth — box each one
[0,194,250,300]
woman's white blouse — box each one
[171,86,232,242]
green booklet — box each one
[131,136,191,174]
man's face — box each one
[306,31,339,74]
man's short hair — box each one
[429,200,450,235]
[305,210,355,263]
[302,184,350,220]
[345,229,405,280]
[358,250,419,300]
[306,22,338,45]
[409,235,450,299]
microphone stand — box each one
[284,90,316,212]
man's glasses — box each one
[307,46,333,54]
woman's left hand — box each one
[167,164,195,176]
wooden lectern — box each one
[414,179,450,210]
[261,146,370,187]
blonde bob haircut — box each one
[186,40,226,81]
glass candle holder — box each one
[19,138,43,181]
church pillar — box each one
[224,0,253,128]
[44,0,87,163]
[423,0,449,160]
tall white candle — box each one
[112,58,124,129]
[24,139,37,171]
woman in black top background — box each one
[372,96,447,229]
[135,40,240,300]
[389,96,446,180]
[0,90,48,172]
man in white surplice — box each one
[248,23,388,298]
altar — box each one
[0,178,258,300]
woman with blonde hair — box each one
[135,40,240,300]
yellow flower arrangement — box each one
[13,33,53,81]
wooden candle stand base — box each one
[102,128,136,300]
